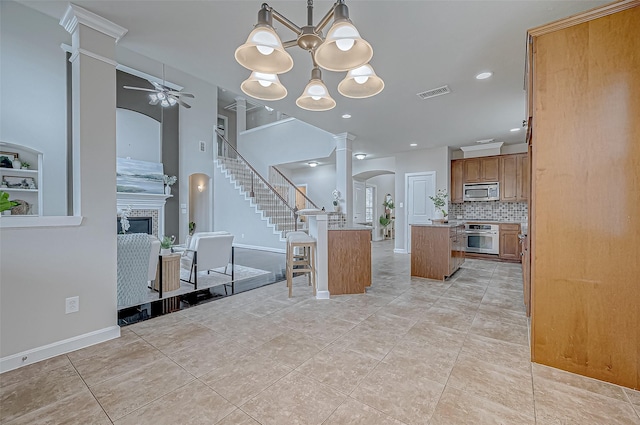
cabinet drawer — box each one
[500,223,520,232]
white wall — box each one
[116,109,161,162]
[238,118,336,177]
[0,1,69,216]
[0,2,118,362]
[394,146,450,252]
[288,164,337,211]
[0,2,221,365]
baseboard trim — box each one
[0,325,120,374]
[393,248,408,254]
[233,243,286,254]
[316,291,330,300]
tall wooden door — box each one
[529,4,640,389]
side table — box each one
[154,253,181,297]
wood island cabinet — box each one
[450,159,464,203]
[328,229,371,295]
[411,224,465,281]
[498,223,520,261]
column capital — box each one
[333,132,357,143]
[60,3,128,42]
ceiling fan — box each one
[123,64,194,109]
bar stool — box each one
[286,231,317,298]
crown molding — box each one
[460,141,504,152]
[528,0,639,37]
[60,3,128,42]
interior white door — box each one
[406,172,436,253]
[353,181,366,223]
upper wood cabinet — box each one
[450,159,464,203]
[451,154,527,202]
[500,153,529,202]
[463,156,500,183]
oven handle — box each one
[465,231,498,235]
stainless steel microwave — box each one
[463,182,500,201]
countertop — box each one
[329,225,373,231]
[411,221,465,228]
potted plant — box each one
[20,161,30,170]
[0,191,18,214]
[160,235,175,255]
[188,221,196,235]
[163,174,177,195]
[429,189,448,220]
[332,189,340,212]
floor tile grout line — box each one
[65,354,115,424]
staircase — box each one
[216,157,301,240]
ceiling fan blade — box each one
[167,91,195,98]
[123,85,156,93]
[173,96,192,109]
[150,81,169,91]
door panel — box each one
[353,181,365,223]
[407,172,436,252]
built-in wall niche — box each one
[0,142,43,216]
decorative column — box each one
[334,133,356,226]
[60,4,127,220]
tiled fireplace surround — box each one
[117,193,170,237]
[448,201,528,222]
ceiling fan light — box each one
[235,26,293,74]
[315,21,373,72]
[168,97,177,106]
[296,78,336,111]
[241,71,287,101]
[160,99,170,107]
[149,93,158,102]
[157,92,166,100]
[338,63,384,99]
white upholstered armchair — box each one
[179,231,235,294]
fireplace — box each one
[117,192,171,237]
[117,217,152,235]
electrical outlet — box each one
[199,141,206,152]
[65,296,79,314]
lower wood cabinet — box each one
[328,229,371,295]
[499,223,521,261]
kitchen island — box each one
[328,226,372,295]
[411,222,465,280]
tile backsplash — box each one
[448,201,528,222]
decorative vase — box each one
[434,209,445,220]
[12,159,21,169]
[333,204,340,212]
[160,248,171,255]
[164,185,171,195]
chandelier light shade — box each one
[338,63,384,98]
[240,72,288,101]
[236,0,382,111]
[314,22,373,72]
[234,6,294,74]
[296,68,336,111]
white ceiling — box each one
[20,0,608,160]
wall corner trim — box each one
[0,325,120,374]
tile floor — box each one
[1,240,639,424]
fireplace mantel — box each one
[117,192,171,237]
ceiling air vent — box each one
[417,85,451,100]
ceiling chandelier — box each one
[235,0,384,112]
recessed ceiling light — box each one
[475,72,493,80]
[354,153,367,160]
[342,114,351,119]
[308,161,318,167]
[410,143,418,147]
[510,128,520,132]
